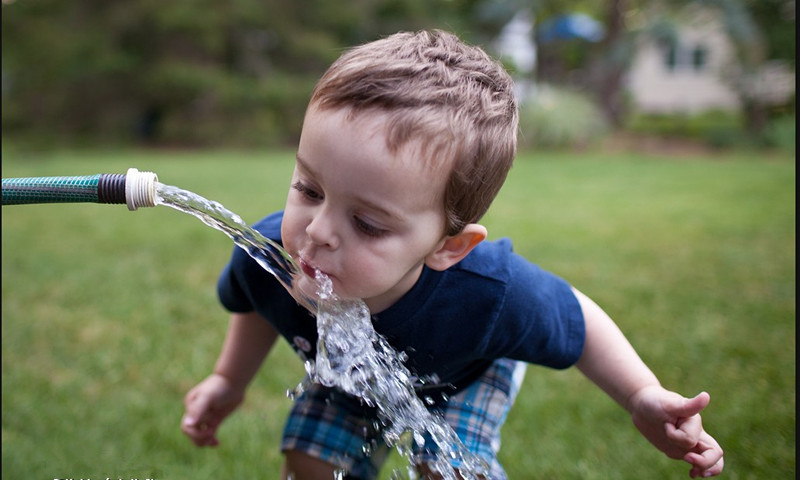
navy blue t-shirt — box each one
[217,211,585,395]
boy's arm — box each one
[182,311,279,447]
[572,288,724,478]
[213,311,280,389]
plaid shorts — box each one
[281,358,527,479]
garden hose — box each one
[2,168,158,210]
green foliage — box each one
[762,114,796,152]
[627,110,746,147]
[518,85,610,150]
[1,0,479,147]
[744,0,796,65]
[151,71,316,147]
[2,147,794,479]
[627,110,797,153]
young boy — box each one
[181,30,724,479]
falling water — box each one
[155,183,488,479]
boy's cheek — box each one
[279,216,301,255]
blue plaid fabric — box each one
[281,358,527,479]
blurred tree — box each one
[470,0,636,126]
[716,0,795,131]
[1,0,479,147]
[746,0,795,66]
[590,0,630,127]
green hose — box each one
[2,174,122,205]
[2,168,158,210]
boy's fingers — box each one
[181,391,218,445]
[184,390,215,426]
[666,413,704,448]
[669,392,710,418]
[684,431,724,477]
[687,451,725,478]
[181,413,219,446]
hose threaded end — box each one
[125,168,159,211]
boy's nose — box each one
[305,210,340,249]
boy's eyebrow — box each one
[294,154,314,174]
[294,154,405,223]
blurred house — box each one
[626,5,795,114]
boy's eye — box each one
[354,216,388,238]
[292,181,322,201]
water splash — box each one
[312,273,489,479]
[155,183,488,479]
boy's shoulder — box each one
[451,237,571,309]
[455,237,515,283]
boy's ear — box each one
[425,224,487,271]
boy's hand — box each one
[628,386,724,478]
[181,373,245,447]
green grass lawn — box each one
[2,146,795,479]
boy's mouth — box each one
[299,258,321,279]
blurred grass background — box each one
[1,147,795,479]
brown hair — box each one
[308,30,518,235]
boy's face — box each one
[281,106,450,313]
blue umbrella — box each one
[538,13,605,43]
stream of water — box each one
[154,183,488,479]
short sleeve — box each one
[486,251,586,369]
[217,250,256,313]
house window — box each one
[663,42,708,72]
[692,46,707,70]
[665,44,678,71]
